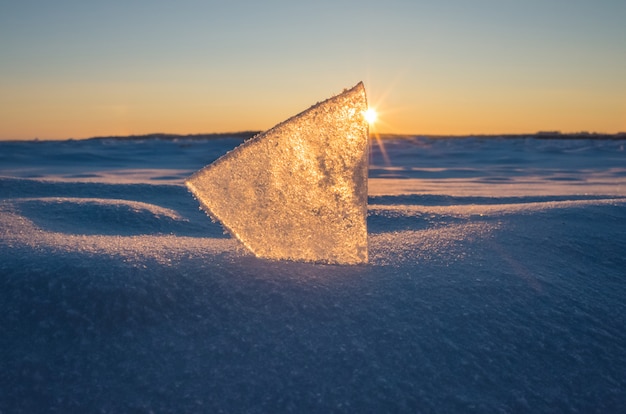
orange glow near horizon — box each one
[0,81,624,140]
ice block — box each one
[186,82,369,264]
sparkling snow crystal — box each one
[186,82,369,264]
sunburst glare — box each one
[364,108,378,125]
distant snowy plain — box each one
[1,136,625,413]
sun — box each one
[363,108,377,125]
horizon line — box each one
[2,130,626,142]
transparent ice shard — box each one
[186,82,369,264]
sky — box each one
[1,0,625,140]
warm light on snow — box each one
[364,108,377,125]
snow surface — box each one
[1,136,625,413]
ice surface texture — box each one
[186,83,369,264]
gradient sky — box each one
[1,0,625,140]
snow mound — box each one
[13,197,185,235]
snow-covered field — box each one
[1,136,625,413]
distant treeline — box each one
[87,131,262,141]
[86,131,626,141]
[378,131,626,140]
[477,131,626,140]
